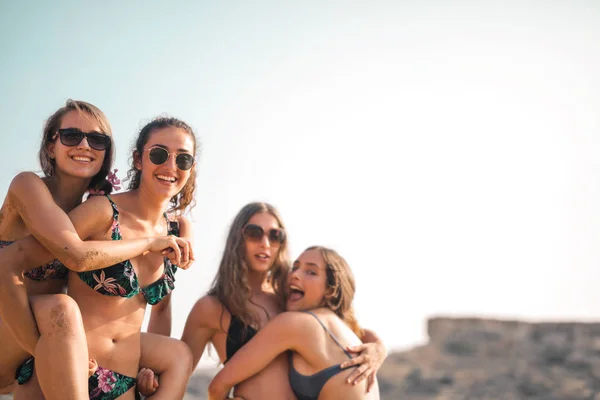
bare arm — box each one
[180,296,220,370]
[8,173,189,272]
[147,295,172,337]
[146,216,193,337]
[207,312,302,400]
[0,181,188,355]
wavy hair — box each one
[39,99,114,194]
[125,116,198,213]
[208,202,290,331]
[306,246,363,337]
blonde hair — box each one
[39,99,114,193]
[306,246,363,337]
[208,202,290,330]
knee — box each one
[35,295,83,337]
[169,341,193,375]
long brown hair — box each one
[306,246,363,337]
[39,99,115,193]
[125,116,198,213]
[208,202,290,330]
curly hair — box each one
[208,202,291,331]
[125,116,198,213]
[38,99,115,194]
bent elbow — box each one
[207,378,229,400]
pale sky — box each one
[1,1,600,368]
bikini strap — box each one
[164,213,180,237]
[104,195,122,240]
[303,311,353,358]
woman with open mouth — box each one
[173,203,385,400]
[208,246,380,400]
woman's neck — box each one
[45,174,90,212]
[247,270,271,295]
[126,188,173,223]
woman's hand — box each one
[136,367,159,397]
[147,236,194,269]
[340,341,388,392]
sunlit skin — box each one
[244,212,282,275]
[0,116,195,399]
[135,127,195,203]
[287,249,330,312]
[207,248,381,400]
[67,126,196,400]
[48,111,107,184]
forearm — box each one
[32,234,152,273]
[0,248,39,355]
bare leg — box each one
[0,294,89,399]
[0,316,30,391]
[31,294,89,400]
[139,333,193,400]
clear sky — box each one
[1,1,600,368]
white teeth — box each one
[72,156,91,162]
[156,174,176,182]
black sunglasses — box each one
[145,147,195,171]
[56,128,111,151]
[242,224,286,246]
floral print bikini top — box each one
[0,243,68,281]
[77,195,179,305]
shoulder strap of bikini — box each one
[303,311,353,358]
[104,195,121,239]
[164,213,180,237]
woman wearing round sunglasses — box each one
[169,203,386,400]
[208,246,380,400]
[0,102,193,399]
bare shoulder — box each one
[188,295,227,330]
[271,310,315,330]
[9,172,47,197]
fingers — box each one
[168,238,182,265]
[174,237,193,269]
[340,354,365,369]
[88,358,98,377]
[366,373,376,393]
[346,364,372,386]
[136,368,158,396]
[345,344,367,354]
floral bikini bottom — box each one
[17,358,136,400]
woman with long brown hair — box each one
[208,246,380,400]
[177,203,385,400]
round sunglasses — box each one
[56,128,111,151]
[242,224,286,246]
[145,146,195,171]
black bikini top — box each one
[288,311,355,400]
[225,313,258,363]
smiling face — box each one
[243,211,283,274]
[286,248,329,311]
[135,126,195,201]
[47,110,109,180]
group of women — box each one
[0,100,386,400]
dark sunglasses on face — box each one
[55,128,111,151]
[242,224,286,246]
[145,147,195,171]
